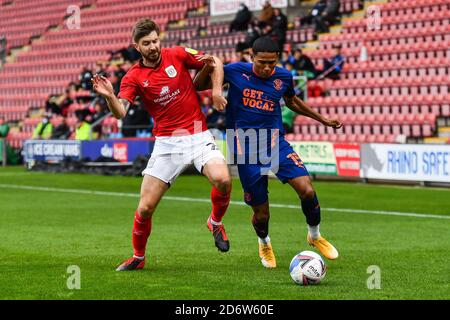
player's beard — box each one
[144,49,161,63]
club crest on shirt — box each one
[142,80,149,87]
[273,79,283,91]
[165,65,177,78]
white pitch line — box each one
[0,183,449,220]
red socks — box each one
[132,211,152,258]
[131,186,229,257]
[210,186,231,223]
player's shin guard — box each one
[210,186,231,223]
[132,211,152,258]
[300,193,321,227]
[252,214,269,239]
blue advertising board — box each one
[81,139,154,163]
[23,140,82,163]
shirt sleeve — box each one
[177,46,204,70]
[284,73,296,98]
[223,63,241,84]
[118,73,138,104]
[223,63,233,84]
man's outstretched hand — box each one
[91,74,114,98]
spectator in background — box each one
[32,113,53,140]
[229,3,253,32]
[271,8,288,52]
[58,88,74,117]
[200,95,226,132]
[317,44,345,80]
[51,116,71,140]
[94,61,108,79]
[79,67,93,91]
[200,96,213,116]
[300,0,327,26]
[0,116,10,138]
[68,81,80,92]
[111,46,140,63]
[258,1,274,29]
[45,88,74,117]
[88,98,109,124]
[115,66,127,83]
[235,41,252,62]
[107,70,120,95]
[315,0,341,33]
[280,50,295,68]
[125,46,141,62]
[293,48,317,79]
[75,109,95,140]
[45,95,60,115]
[122,100,152,137]
[245,18,262,46]
[285,62,299,77]
[206,108,226,132]
[260,23,273,37]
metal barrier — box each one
[0,138,6,166]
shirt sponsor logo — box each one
[242,88,275,112]
[165,65,177,78]
[154,89,181,106]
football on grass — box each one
[289,250,326,285]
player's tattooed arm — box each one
[119,99,131,113]
[284,95,343,129]
[91,74,129,119]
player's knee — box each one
[213,174,232,193]
[137,201,156,218]
[253,206,270,222]
[301,187,315,200]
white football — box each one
[289,250,326,285]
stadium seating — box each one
[0,0,197,147]
[290,0,450,143]
[0,0,448,147]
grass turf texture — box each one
[0,166,449,300]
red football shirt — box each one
[118,46,207,137]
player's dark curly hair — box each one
[252,36,280,56]
[132,18,160,43]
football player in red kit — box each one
[92,19,232,271]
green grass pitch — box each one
[0,166,449,300]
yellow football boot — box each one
[307,233,339,260]
[259,242,277,268]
